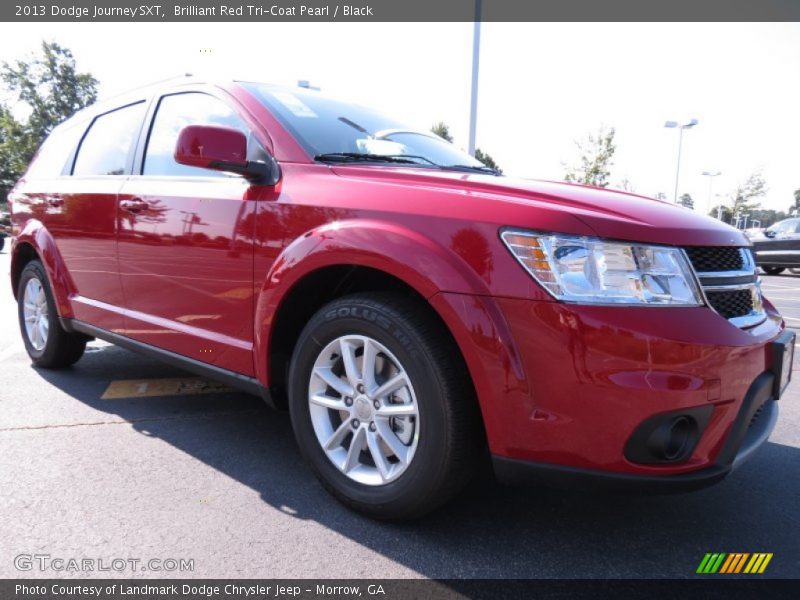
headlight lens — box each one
[500,230,704,305]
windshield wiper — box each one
[314,153,438,166]
[441,164,503,176]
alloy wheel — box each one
[22,278,49,351]
[308,335,419,486]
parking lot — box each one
[0,248,798,580]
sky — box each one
[0,21,798,215]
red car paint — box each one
[8,79,789,483]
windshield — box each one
[242,83,491,171]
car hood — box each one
[331,166,750,248]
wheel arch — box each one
[262,263,463,407]
[11,222,75,319]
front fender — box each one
[12,220,76,318]
[253,218,497,383]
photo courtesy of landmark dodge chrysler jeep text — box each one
[8,78,795,518]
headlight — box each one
[500,230,703,305]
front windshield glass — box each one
[242,83,488,170]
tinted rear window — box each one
[72,102,146,176]
[25,122,83,179]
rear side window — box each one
[25,122,83,179]
[143,92,251,178]
[72,102,146,176]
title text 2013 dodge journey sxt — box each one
[9,79,795,518]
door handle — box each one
[120,198,149,213]
[46,197,64,207]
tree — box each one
[709,204,733,222]
[430,121,501,172]
[708,173,768,224]
[747,208,787,228]
[563,125,616,188]
[0,41,97,203]
[430,121,453,142]
[729,172,767,219]
[0,106,31,203]
[474,147,501,173]
[791,188,800,216]
[616,177,635,192]
[678,193,695,209]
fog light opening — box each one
[663,416,692,461]
[645,415,697,462]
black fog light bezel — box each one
[624,405,714,465]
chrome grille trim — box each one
[683,247,766,329]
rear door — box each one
[46,101,147,331]
[117,90,268,375]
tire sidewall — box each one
[288,297,451,511]
[17,261,57,362]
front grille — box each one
[705,289,754,320]
[684,246,745,272]
[682,246,764,328]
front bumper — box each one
[493,376,779,493]
[432,292,788,487]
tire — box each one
[0,236,5,252]
[17,260,86,368]
[761,266,785,275]
[288,292,482,519]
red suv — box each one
[9,79,795,518]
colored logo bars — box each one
[697,553,773,574]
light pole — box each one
[468,0,481,156]
[702,170,721,217]
[714,193,727,221]
[664,119,698,203]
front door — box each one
[117,91,267,375]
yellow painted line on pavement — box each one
[101,377,232,400]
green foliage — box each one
[730,171,767,216]
[709,173,771,225]
[430,121,453,142]
[678,193,694,209]
[616,177,635,192]
[0,41,97,202]
[430,121,501,172]
[709,204,732,222]
[0,105,31,205]
[747,209,788,228]
[474,147,501,172]
[563,125,616,188]
[791,188,800,215]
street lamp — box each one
[468,0,482,156]
[664,119,698,203]
[701,170,721,217]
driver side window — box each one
[143,92,263,177]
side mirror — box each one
[174,125,273,184]
[764,230,777,238]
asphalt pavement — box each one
[0,248,798,580]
